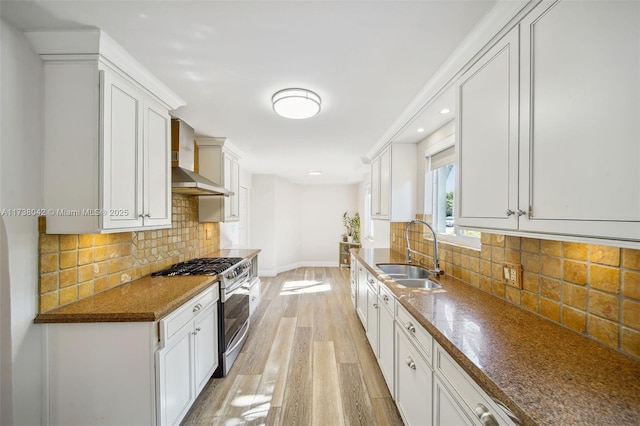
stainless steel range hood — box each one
[171,119,232,197]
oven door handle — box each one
[226,318,250,355]
[224,270,251,296]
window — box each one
[364,184,374,240]
[428,145,480,247]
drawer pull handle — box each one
[505,209,515,216]
[192,303,203,313]
[406,322,416,334]
[475,404,499,426]
[405,357,416,370]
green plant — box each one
[342,211,361,243]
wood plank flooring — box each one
[182,267,404,426]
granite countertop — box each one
[35,249,260,323]
[352,248,640,426]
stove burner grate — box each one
[152,257,245,277]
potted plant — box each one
[342,211,361,243]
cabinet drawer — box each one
[396,303,432,366]
[366,272,378,294]
[162,284,219,343]
[378,284,395,313]
[434,343,517,426]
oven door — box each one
[222,282,250,354]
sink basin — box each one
[395,279,442,289]
[376,264,442,289]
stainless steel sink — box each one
[376,264,442,289]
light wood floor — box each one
[182,267,404,426]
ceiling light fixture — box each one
[308,170,323,176]
[417,128,425,133]
[440,108,451,114]
[272,88,321,119]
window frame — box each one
[425,137,480,250]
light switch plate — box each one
[501,262,523,288]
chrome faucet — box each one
[405,219,444,276]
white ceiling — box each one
[1,0,496,184]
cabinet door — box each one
[356,265,368,329]
[518,0,640,240]
[395,327,433,426]
[143,99,172,228]
[223,154,232,220]
[378,148,391,219]
[156,324,195,426]
[100,69,144,229]
[433,376,474,426]
[378,300,395,395]
[194,304,218,394]
[455,27,520,231]
[371,156,381,218]
[229,158,240,219]
[365,282,379,356]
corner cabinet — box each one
[371,144,417,221]
[197,138,241,222]
[456,0,640,243]
[27,30,184,234]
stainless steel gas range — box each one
[153,255,259,376]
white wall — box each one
[250,174,358,276]
[0,18,44,426]
[299,184,358,264]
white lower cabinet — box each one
[248,278,262,317]
[433,376,474,426]
[365,279,379,354]
[156,286,219,426]
[42,284,219,426]
[395,321,433,425]
[356,262,369,328]
[378,285,395,395]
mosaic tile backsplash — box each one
[38,194,220,313]
[391,221,640,360]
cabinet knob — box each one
[405,357,416,370]
[373,303,378,309]
[383,295,389,302]
[368,279,375,284]
[475,404,499,426]
[192,327,201,335]
[192,304,202,313]
[505,209,515,216]
[516,209,526,217]
[406,322,416,334]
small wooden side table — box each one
[339,241,361,267]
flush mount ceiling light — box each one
[272,88,321,119]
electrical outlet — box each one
[501,262,523,289]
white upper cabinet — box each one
[456,27,520,231]
[198,138,240,223]
[27,30,184,234]
[456,0,640,244]
[518,0,640,241]
[371,144,417,221]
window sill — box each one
[436,233,481,251]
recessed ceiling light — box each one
[272,88,321,119]
[308,170,322,176]
[440,108,451,114]
[417,128,425,133]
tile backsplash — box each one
[38,194,220,313]
[391,221,640,360]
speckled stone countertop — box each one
[352,248,640,426]
[35,249,260,323]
